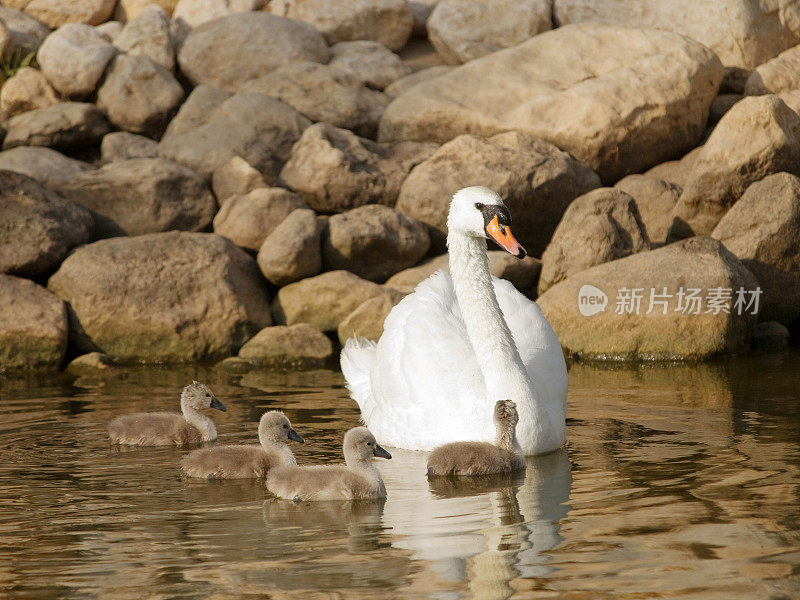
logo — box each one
[578,284,608,316]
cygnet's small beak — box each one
[210,397,226,411]
[288,429,304,443]
[373,444,392,459]
[486,216,526,259]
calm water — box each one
[1,351,799,600]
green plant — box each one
[0,47,38,83]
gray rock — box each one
[0,170,93,276]
[96,54,184,138]
[100,131,158,164]
[95,20,123,41]
[237,323,333,368]
[0,274,67,371]
[323,204,430,282]
[0,6,49,53]
[614,174,682,245]
[161,84,230,138]
[211,156,266,204]
[2,102,111,151]
[36,23,118,98]
[0,67,59,117]
[177,12,329,91]
[257,208,323,286]
[0,146,92,188]
[56,158,217,238]
[172,0,262,28]
[113,4,176,71]
[384,65,454,99]
[48,231,272,362]
[329,40,409,90]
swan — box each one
[427,399,525,476]
[340,186,567,455]
[266,427,392,501]
[108,381,226,446]
[181,411,304,479]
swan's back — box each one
[426,441,525,477]
[182,445,273,479]
[267,465,384,501]
[108,413,201,446]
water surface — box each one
[1,351,799,599]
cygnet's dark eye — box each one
[205,393,210,398]
[474,202,484,210]
[283,424,288,429]
[367,442,373,446]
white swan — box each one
[340,186,567,455]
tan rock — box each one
[744,45,800,96]
[0,274,67,370]
[614,174,682,245]
[708,93,742,125]
[211,156,266,204]
[428,0,551,64]
[257,209,323,286]
[95,20,123,40]
[267,0,413,52]
[395,131,601,254]
[711,172,800,325]
[379,23,723,184]
[409,0,439,36]
[272,270,386,331]
[212,188,307,251]
[0,146,91,188]
[100,131,158,164]
[329,41,409,90]
[114,4,176,71]
[66,352,115,375]
[0,6,50,53]
[384,65,454,99]
[0,67,59,118]
[337,287,406,344]
[24,0,116,27]
[161,84,230,138]
[173,0,263,28]
[2,102,111,152]
[48,231,272,362]
[537,237,760,360]
[114,0,179,22]
[238,323,333,368]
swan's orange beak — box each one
[486,216,526,259]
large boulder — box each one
[328,41,409,90]
[0,146,91,188]
[711,172,800,325]
[96,54,184,138]
[237,323,333,368]
[337,286,406,344]
[212,188,308,251]
[279,122,437,213]
[538,188,650,294]
[553,0,800,70]
[537,237,761,360]
[257,208,323,286]
[427,0,551,64]
[323,204,430,282]
[24,0,116,27]
[395,131,601,254]
[2,102,111,151]
[614,174,682,245]
[0,274,67,371]
[158,91,310,181]
[56,158,217,238]
[0,67,59,118]
[177,12,329,91]
[48,232,272,362]
[99,132,158,164]
[670,95,800,238]
[267,0,413,52]
[36,24,118,98]
[241,62,389,138]
[0,171,93,277]
[113,4,176,72]
[379,23,723,183]
[272,270,386,331]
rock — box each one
[396,131,601,254]
[751,321,790,352]
[241,62,389,138]
[66,351,115,375]
[744,45,800,96]
[2,102,111,151]
[95,20,123,40]
[0,171,93,276]
[0,274,67,370]
[100,131,158,164]
[329,41,409,90]
[670,95,800,239]
[257,208,323,286]
[237,323,333,368]
[172,0,263,28]
[553,0,800,70]
[0,7,50,53]
[114,4,176,71]
[0,68,58,118]
[280,123,437,213]
[57,158,217,238]
[614,174,682,245]
[48,231,272,362]
[36,23,118,98]
[0,22,12,56]
[643,147,701,188]
[536,236,761,360]
[158,91,310,181]
[711,172,800,325]
[399,36,446,70]
[720,66,750,94]
[114,0,179,21]
[708,93,741,125]
[272,270,386,331]
[267,0,413,52]
[0,147,92,188]
[212,187,307,251]
[337,287,406,344]
[384,65,454,98]
[410,0,439,36]
[96,54,184,138]
[538,188,650,294]
[177,12,329,91]
[428,0,551,64]
[379,23,723,184]
[323,205,430,282]
[161,84,230,138]
[24,0,115,28]
[211,156,266,204]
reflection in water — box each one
[0,351,799,599]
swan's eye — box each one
[367,442,373,446]
[205,393,210,398]
[474,202,484,210]
[283,424,288,429]
[499,225,507,235]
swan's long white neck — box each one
[181,400,217,442]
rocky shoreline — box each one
[1,0,797,373]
